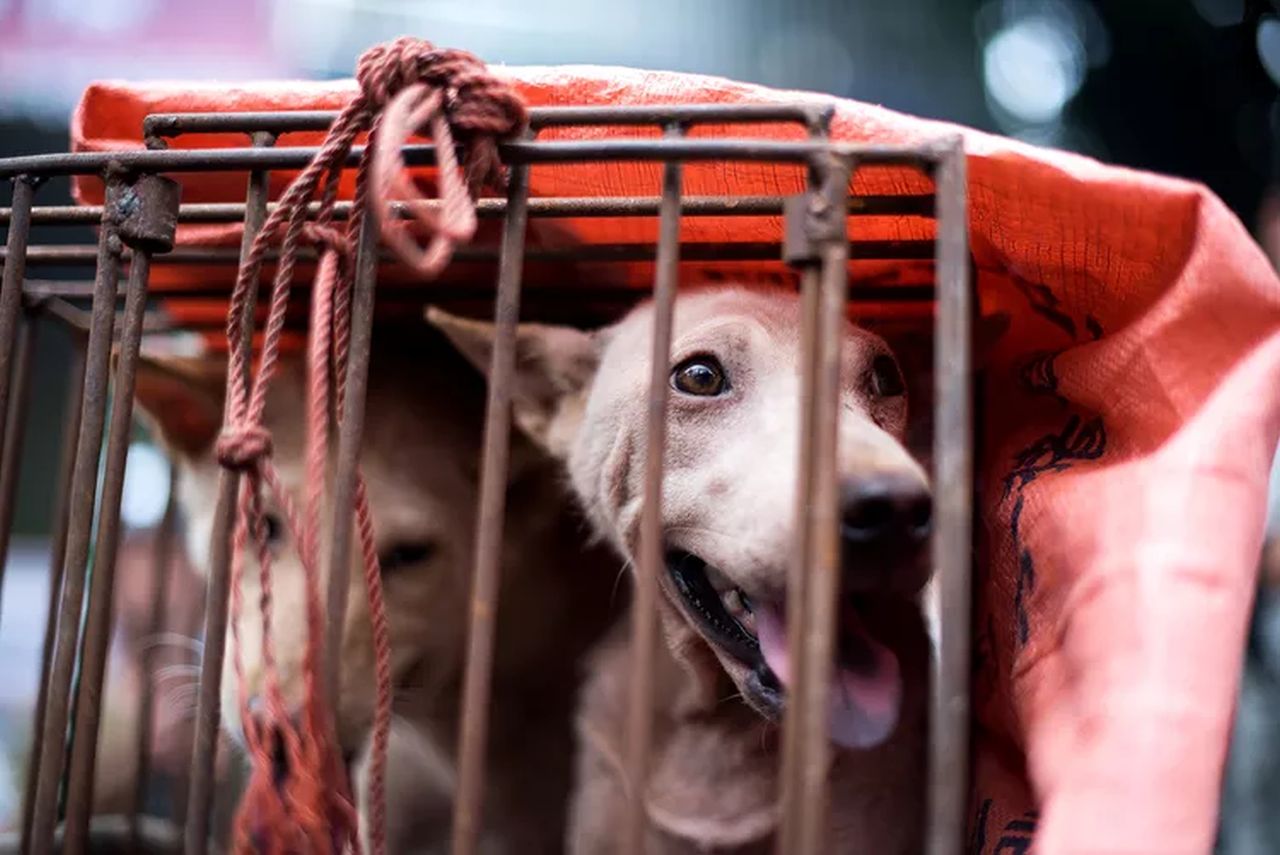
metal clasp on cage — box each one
[782,156,851,268]
[107,172,181,254]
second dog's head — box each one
[130,329,561,758]
[431,286,932,750]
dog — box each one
[430,285,933,853]
[132,325,619,853]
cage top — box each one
[0,61,1258,343]
[62,65,1253,320]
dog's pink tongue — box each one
[755,604,901,749]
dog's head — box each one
[131,331,498,756]
[431,286,932,750]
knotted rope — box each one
[218,37,526,854]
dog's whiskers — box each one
[610,557,634,607]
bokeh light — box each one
[120,442,171,530]
[1259,16,1280,87]
[1192,0,1247,28]
[38,0,159,35]
[983,15,1085,124]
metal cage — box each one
[0,102,972,855]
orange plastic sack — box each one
[72,66,1280,855]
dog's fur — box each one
[132,327,618,853]
[431,286,933,853]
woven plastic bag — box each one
[71,65,1280,854]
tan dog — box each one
[133,326,619,853]
[431,286,932,853]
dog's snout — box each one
[841,475,932,546]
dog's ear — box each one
[426,306,599,456]
[128,351,226,460]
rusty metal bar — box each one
[450,161,532,855]
[777,261,822,855]
[19,335,87,851]
[184,138,272,855]
[23,298,934,341]
[0,139,939,179]
[28,176,128,855]
[1,193,934,226]
[63,238,166,854]
[142,103,829,138]
[795,154,852,855]
[777,108,830,854]
[925,138,972,855]
[621,124,684,855]
[0,177,36,494]
[25,279,936,307]
[0,311,38,597]
[131,465,179,848]
[321,193,380,725]
[5,239,935,267]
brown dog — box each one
[431,286,932,853]
[133,326,619,853]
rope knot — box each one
[302,223,351,258]
[216,424,274,471]
[356,36,434,108]
[354,35,527,146]
[224,36,525,855]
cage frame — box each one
[0,101,971,855]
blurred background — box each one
[0,0,1278,850]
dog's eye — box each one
[380,541,437,574]
[869,354,905,397]
[671,356,728,397]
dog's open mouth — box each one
[666,549,903,749]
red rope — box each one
[216,37,527,854]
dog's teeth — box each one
[722,588,757,635]
[704,563,734,594]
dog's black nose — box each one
[841,474,932,547]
